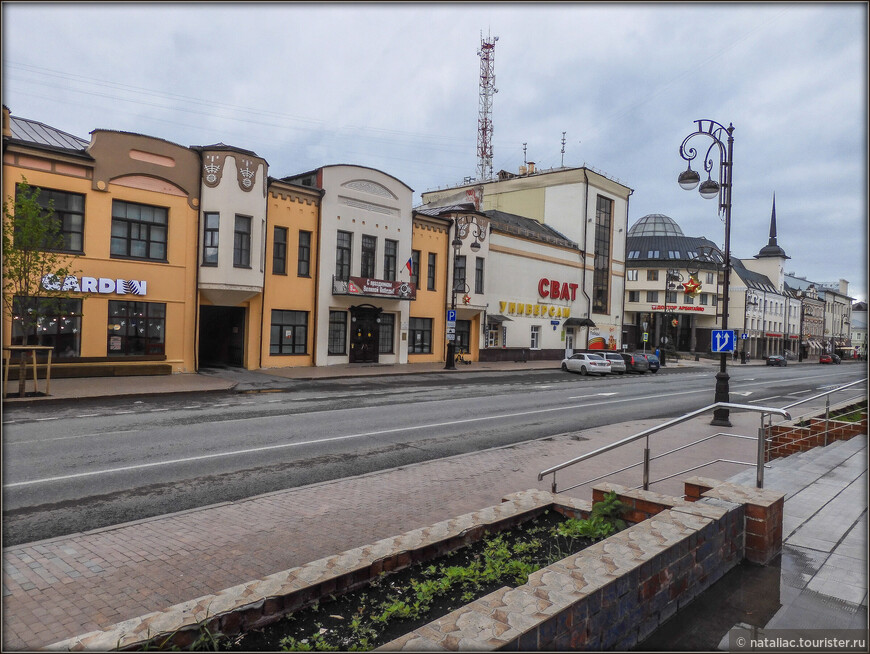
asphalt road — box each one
[2,365,864,546]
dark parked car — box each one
[635,352,660,373]
[819,354,833,364]
[766,355,787,367]
[619,352,650,374]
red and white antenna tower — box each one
[476,31,498,182]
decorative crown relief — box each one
[202,153,225,187]
[237,157,257,192]
[342,180,397,199]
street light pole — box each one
[444,234,461,370]
[679,119,734,427]
[444,214,488,370]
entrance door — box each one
[199,306,245,367]
[565,328,574,357]
[349,306,380,363]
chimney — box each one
[2,105,11,138]
[519,164,527,175]
[839,278,849,295]
[527,161,536,174]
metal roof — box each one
[731,258,777,293]
[7,115,89,152]
[627,214,685,237]
[482,209,578,249]
[626,234,724,266]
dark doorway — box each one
[199,306,245,367]
[349,305,381,363]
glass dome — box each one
[627,214,685,237]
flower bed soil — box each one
[221,510,598,652]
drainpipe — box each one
[620,189,632,350]
[258,180,270,371]
[193,151,202,373]
[581,168,591,348]
[312,188,324,367]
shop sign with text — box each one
[42,275,147,296]
[499,300,571,318]
[650,304,706,312]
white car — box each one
[598,351,627,374]
[561,352,612,376]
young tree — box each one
[2,179,79,396]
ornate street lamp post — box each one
[679,119,734,427]
[444,214,487,370]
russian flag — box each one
[404,256,414,275]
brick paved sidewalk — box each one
[2,411,766,651]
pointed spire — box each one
[768,193,778,245]
[755,192,790,259]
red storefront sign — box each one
[539,278,578,301]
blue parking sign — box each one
[447,309,456,322]
[711,330,736,352]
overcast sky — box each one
[3,3,867,301]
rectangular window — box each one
[202,212,219,266]
[700,293,709,305]
[107,301,166,356]
[647,270,659,281]
[410,250,420,287]
[270,310,308,355]
[648,250,660,258]
[233,215,252,268]
[409,317,433,354]
[328,311,347,355]
[427,253,436,290]
[111,200,168,261]
[592,196,612,313]
[627,270,638,281]
[16,185,85,253]
[336,231,352,280]
[706,272,714,285]
[272,226,287,274]
[12,296,82,357]
[379,313,395,353]
[666,291,677,303]
[453,255,466,293]
[683,294,694,305]
[383,239,398,281]
[297,230,311,277]
[455,320,471,353]
[361,234,376,278]
[647,291,659,303]
[487,323,500,347]
[475,257,485,294]
[530,325,541,349]
[628,291,640,303]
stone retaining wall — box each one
[51,480,784,652]
[766,404,866,461]
[381,479,783,651]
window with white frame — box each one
[530,325,540,349]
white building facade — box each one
[283,165,416,367]
[421,166,630,354]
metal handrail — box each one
[537,402,791,493]
[780,377,867,410]
[765,377,866,452]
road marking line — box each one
[150,408,169,412]
[34,417,60,421]
[7,429,140,446]
[2,390,715,488]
